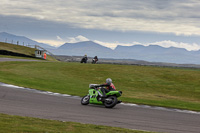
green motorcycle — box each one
[81,84,122,108]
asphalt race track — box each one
[0,84,200,133]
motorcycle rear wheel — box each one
[81,95,90,105]
[104,96,118,108]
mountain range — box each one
[114,45,200,64]
[1,32,200,64]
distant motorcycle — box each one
[92,58,98,64]
[92,56,98,64]
[81,84,122,108]
[80,57,88,63]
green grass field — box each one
[0,113,153,133]
[0,61,200,111]
[0,42,199,132]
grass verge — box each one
[0,61,200,111]
[0,113,153,133]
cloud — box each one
[56,36,63,41]
[94,40,134,49]
[1,0,200,36]
[36,39,65,47]
[67,35,90,43]
[36,35,90,47]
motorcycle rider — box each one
[92,56,98,64]
[99,78,116,98]
[81,54,88,63]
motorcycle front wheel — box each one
[104,96,118,108]
[81,95,90,105]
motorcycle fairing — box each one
[106,91,122,97]
[88,89,103,104]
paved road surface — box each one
[0,85,200,133]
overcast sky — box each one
[1,0,200,50]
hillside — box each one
[0,42,36,57]
[0,42,57,61]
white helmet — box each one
[106,78,112,85]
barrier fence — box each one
[0,38,32,46]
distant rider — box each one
[99,78,116,98]
[81,54,88,63]
[92,56,98,64]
